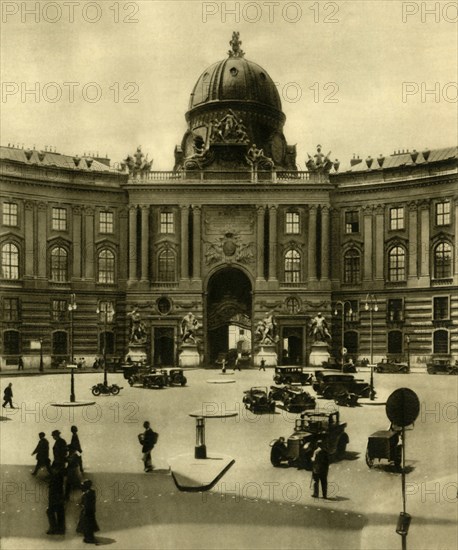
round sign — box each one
[342,347,347,354]
[386,388,420,427]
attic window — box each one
[230,67,238,76]
[260,72,266,80]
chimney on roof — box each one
[350,154,362,167]
[377,154,385,167]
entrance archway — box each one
[206,267,252,364]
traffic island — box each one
[169,416,235,492]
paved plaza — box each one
[1,369,457,549]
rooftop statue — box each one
[122,146,153,177]
[228,31,245,58]
[246,143,274,169]
[306,144,333,173]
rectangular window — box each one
[52,300,68,322]
[433,297,449,321]
[3,203,18,226]
[345,211,359,233]
[52,207,67,231]
[435,201,450,226]
[387,299,404,322]
[345,300,359,322]
[99,211,114,234]
[160,212,174,234]
[285,212,300,234]
[390,207,404,230]
[4,298,20,321]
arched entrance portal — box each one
[207,268,252,364]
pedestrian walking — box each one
[65,447,83,501]
[2,383,15,409]
[138,421,158,472]
[32,432,52,476]
[76,479,100,544]
[259,358,266,371]
[311,441,329,499]
[51,430,68,469]
[17,356,24,371]
[46,467,66,535]
[221,358,227,374]
[234,354,242,372]
[70,425,84,473]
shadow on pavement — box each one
[0,415,13,422]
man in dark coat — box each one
[51,430,68,469]
[139,421,156,472]
[65,447,82,501]
[77,479,99,544]
[32,432,52,475]
[17,356,24,370]
[46,468,65,534]
[2,383,15,408]
[70,425,84,473]
[311,442,330,499]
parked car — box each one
[321,358,357,373]
[426,358,458,375]
[161,368,188,386]
[366,429,402,469]
[142,371,168,389]
[243,386,276,413]
[269,410,349,469]
[312,371,373,405]
[273,366,313,386]
[375,358,409,374]
[269,384,316,413]
[122,362,149,380]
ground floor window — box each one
[52,331,68,356]
[433,330,449,354]
[3,329,20,354]
[388,330,403,354]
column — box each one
[374,205,385,281]
[37,202,47,278]
[140,205,149,281]
[321,205,330,281]
[408,202,418,279]
[193,206,202,279]
[83,207,94,279]
[72,206,82,279]
[308,205,317,281]
[454,200,458,276]
[180,206,189,279]
[256,206,265,280]
[118,208,128,281]
[363,206,373,281]
[24,201,34,277]
[419,200,430,279]
[268,205,277,280]
[128,206,137,281]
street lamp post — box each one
[39,337,44,372]
[96,302,114,386]
[405,335,410,371]
[68,293,77,403]
[365,294,379,401]
[333,301,353,371]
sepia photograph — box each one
[1,1,457,549]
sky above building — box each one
[1,0,457,170]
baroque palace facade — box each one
[1,34,457,370]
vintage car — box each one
[269,384,316,413]
[426,358,458,375]
[122,362,149,380]
[312,371,373,405]
[243,387,276,413]
[161,368,187,386]
[273,366,313,386]
[375,358,410,374]
[269,410,349,469]
[142,371,168,389]
[321,358,357,373]
[366,429,402,469]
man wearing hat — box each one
[77,479,99,544]
[311,440,330,499]
[31,432,52,476]
[51,430,68,470]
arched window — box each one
[3,329,20,354]
[51,247,68,281]
[343,249,360,284]
[158,249,176,282]
[98,249,115,283]
[433,330,449,354]
[1,243,19,279]
[388,330,403,355]
[434,242,452,279]
[388,246,406,281]
[284,249,301,283]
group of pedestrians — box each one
[31,426,99,544]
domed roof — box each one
[188,33,282,115]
